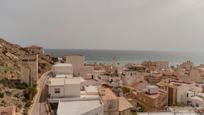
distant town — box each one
[0,39,204,115]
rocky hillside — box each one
[0,38,57,79]
[0,38,57,114]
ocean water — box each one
[45,49,204,66]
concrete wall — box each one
[48,83,80,98]
[21,55,38,85]
[64,84,80,97]
[49,86,65,98]
[65,55,94,77]
[65,55,85,69]
[177,84,194,104]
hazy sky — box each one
[0,0,204,52]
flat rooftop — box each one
[55,74,73,78]
[48,77,82,86]
[53,63,73,67]
[85,86,98,94]
[57,100,101,115]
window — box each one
[54,88,60,94]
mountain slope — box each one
[0,38,56,78]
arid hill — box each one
[0,38,57,78]
[0,38,57,114]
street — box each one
[28,70,51,115]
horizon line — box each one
[44,48,204,54]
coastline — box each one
[45,49,204,66]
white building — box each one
[48,77,81,98]
[184,86,204,108]
[158,80,195,106]
[186,92,204,108]
[52,63,73,75]
[47,75,104,115]
[121,70,144,86]
[65,54,93,77]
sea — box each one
[45,49,204,66]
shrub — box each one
[0,92,4,98]
[122,86,131,94]
[15,82,28,89]
[24,85,37,100]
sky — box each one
[0,0,204,52]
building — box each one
[154,61,169,70]
[0,106,16,115]
[189,67,204,82]
[184,86,204,108]
[178,61,194,70]
[118,97,133,115]
[146,71,163,85]
[125,64,146,72]
[186,91,204,108]
[47,75,104,115]
[157,80,194,106]
[48,77,81,98]
[57,100,103,115]
[52,63,73,75]
[65,54,93,77]
[65,54,85,69]
[24,45,44,55]
[21,54,38,85]
[142,61,169,71]
[85,86,99,95]
[121,70,144,86]
[133,85,168,111]
[47,61,104,114]
[100,88,119,115]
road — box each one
[28,70,51,115]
